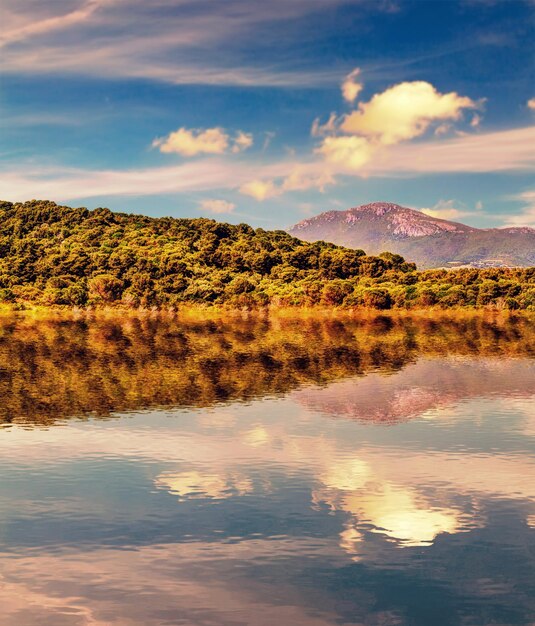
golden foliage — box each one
[0,310,533,425]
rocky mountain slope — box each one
[289,202,535,269]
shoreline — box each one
[1,303,533,323]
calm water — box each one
[0,312,534,626]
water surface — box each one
[0,313,534,625]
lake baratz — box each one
[0,311,534,626]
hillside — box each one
[0,200,534,310]
[0,200,413,308]
[289,202,535,269]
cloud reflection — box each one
[155,470,254,500]
[316,471,463,551]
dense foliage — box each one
[1,200,534,310]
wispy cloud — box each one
[366,125,535,176]
[0,158,309,201]
[3,40,337,87]
[0,0,363,87]
[0,112,91,128]
[419,199,480,221]
[0,126,535,201]
[239,168,335,201]
[239,179,281,201]
[502,190,535,228]
[198,199,236,214]
[2,126,534,203]
[0,0,116,46]
[341,68,363,103]
[311,113,340,138]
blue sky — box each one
[0,0,534,228]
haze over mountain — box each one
[289,202,535,269]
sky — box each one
[0,0,534,229]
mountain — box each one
[289,202,535,269]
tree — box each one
[88,274,124,302]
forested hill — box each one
[0,200,534,310]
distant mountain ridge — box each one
[289,202,535,269]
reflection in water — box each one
[155,470,255,500]
[0,312,534,625]
[294,357,535,423]
[0,311,534,424]
[316,465,464,550]
[316,457,465,551]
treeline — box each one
[0,200,534,310]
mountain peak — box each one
[348,201,405,216]
[292,201,472,240]
[288,201,535,269]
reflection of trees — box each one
[0,312,533,425]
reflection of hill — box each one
[0,312,534,424]
[294,358,535,424]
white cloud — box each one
[528,98,535,111]
[341,68,363,103]
[153,127,229,156]
[341,81,478,145]
[239,167,335,202]
[198,199,236,214]
[232,131,253,153]
[239,179,281,201]
[315,135,374,170]
[153,127,252,157]
[281,168,335,192]
[313,80,481,172]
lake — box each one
[0,311,534,625]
